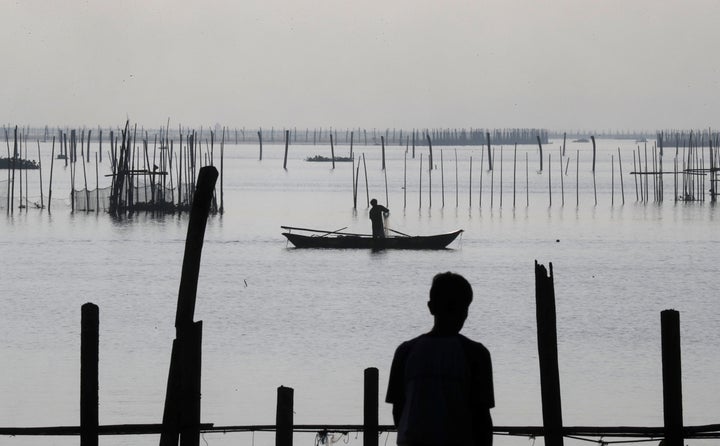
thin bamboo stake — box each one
[499,146,503,208]
[362,154,369,207]
[48,137,55,212]
[576,150,579,207]
[469,156,473,208]
[403,152,407,209]
[419,154,423,209]
[559,148,564,206]
[37,141,44,209]
[618,148,625,205]
[479,147,484,207]
[548,153,552,207]
[611,155,615,206]
[490,149,495,208]
[440,150,445,208]
[455,149,459,207]
[526,152,529,207]
[513,144,517,208]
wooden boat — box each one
[281,226,463,250]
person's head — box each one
[370,198,378,206]
[427,272,473,334]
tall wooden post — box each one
[80,303,99,446]
[661,310,684,446]
[535,262,564,446]
[276,386,294,446]
[363,368,379,446]
[160,166,218,446]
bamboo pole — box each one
[499,146,503,208]
[618,148,625,205]
[362,154,369,207]
[37,141,44,209]
[455,149,458,207]
[81,132,90,211]
[440,150,444,208]
[48,137,55,212]
[559,148,564,206]
[384,165,389,208]
[526,152,529,207]
[513,144,517,208]
[402,152,406,209]
[576,151,579,207]
[381,136,386,170]
[95,153,99,212]
[419,154,423,209]
[548,153,552,207]
[469,156,472,208]
[479,147,484,208]
[611,155,615,206]
[490,149,495,208]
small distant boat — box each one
[305,155,353,162]
[281,226,463,250]
[573,138,590,143]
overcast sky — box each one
[2,0,719,131]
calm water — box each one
[1,138,718,445]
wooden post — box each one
[276,386,294,446]
[160,166,218,446]
[535,262,564,446]
[661,310,684,446]
[81,303,99,446]
[363,368,379,446]
[283,130,289,170]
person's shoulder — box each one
[458,334,491,357]
[394,334,427,355]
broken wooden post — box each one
[364,368,379,446]
[661,310,684,446]
[535,261,564,446]
[81,303,99,446]
[276,386,294,446]
[160,165,218,446]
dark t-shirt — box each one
[386,333,494,446]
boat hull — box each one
[282,230,463,250]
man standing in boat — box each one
[369,198,390,238]
[386,272,494,446]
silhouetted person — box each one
[369,198,389,238]
[386,272,494,446]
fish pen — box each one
[102,121,222,216]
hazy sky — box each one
[2,0,720,131]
